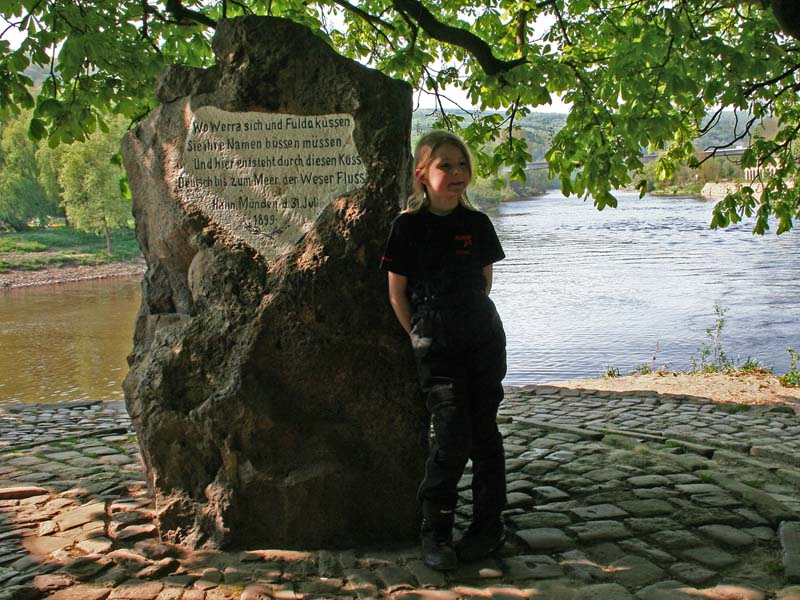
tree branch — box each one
[391,0,526,76]
[332,0,396,31]
[696,111,758,166]
[515,9,528,57]
[742,63,800,96]
[165,0,216,28]
[229,0,252,13]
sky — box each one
[2,10,571,114]
[414,84,570,113]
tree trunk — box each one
[103,216,113,256]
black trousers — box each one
[411,296,507,527]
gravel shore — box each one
[0,261,145,290]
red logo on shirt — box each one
[454,234,473,255]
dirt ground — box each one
[546,370,800,411]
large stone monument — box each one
[121,16,427,549]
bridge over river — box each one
[523,146,748,170]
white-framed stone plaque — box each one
[174,106,367,260]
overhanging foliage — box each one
[1,0,799,232]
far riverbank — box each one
[0,259,145,289]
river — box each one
[1,190,799,404]
[491,190,800,384]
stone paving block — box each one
[316,549,340,578]
[780,521,800,583]
[692,493,741,508]
[674,483,724,495]
[679,546,738,569]
[137,558,180,580]
[516,528,573,552]
[635,580,701,599]
[575,583,635,599]
[0,486,50,500]
[618,539,676,565]
[609,555,663,588]
[7,456,45,467]
[509,511,572,529]
[507,492,536,509]
[583,468,628,483]
[77,536,114,554]
[109,581,165,599]
[569,520,631,543]
[668,562,716,585]
[547,450,578,463]
[628,475,672,488]
[240,584,273,600]
[635,488,680,500]
[518,449,553,461]
[20,533,72,557]
[507,479,535,494]
[531,486,570,502]
[48,585,113,600]
[617,499,674,517]
[452,585,526,600]
[698,524,755,548]
[667,473,701,485]
[502,555,562,581]
[521,461,559,476]
[32,572,74,592]
[558,550,607,582]
[45,451,85,461]
[680,584,766,600]
[676,507,746,528]
[297,577,346,595]
[585,542,627,565]
[216,590,248,600]
[391,590,461,600]
[344,567,379,590]
[649,530,704,549]
[115,523,158,542]
[571,504,629,521]
[625,518,680,534]
[375,564,416,592]
[404,559,446,589]
[55,501,106,531]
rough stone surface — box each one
[780,521,800,583]
[120,15,423,550]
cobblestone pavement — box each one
[2,386,800,599]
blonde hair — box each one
[405,130,478,213]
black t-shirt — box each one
[380,204,505,306]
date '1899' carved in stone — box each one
[175,106,367,260]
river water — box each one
[1,191,799,404]
[491,190,800,385]
[0,277,140,404]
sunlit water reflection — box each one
[490,190,800,385]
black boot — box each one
[455,518,505,562]
[420,505,457,571]
[457,454,506,562]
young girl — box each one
[380,130,507,571]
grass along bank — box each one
[0,227,140,272]
[0,227,143,288]
[603,302,800,394]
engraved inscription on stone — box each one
[174,106,367,259]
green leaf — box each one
[28,117,47,140]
